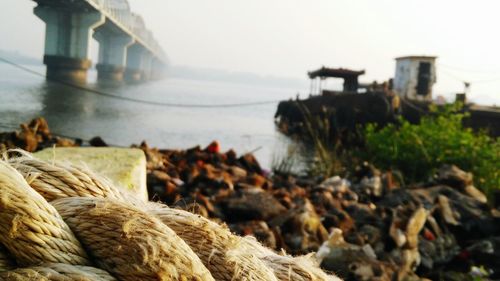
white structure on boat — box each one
[393,56,437,101]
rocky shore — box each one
[1,118,499,281]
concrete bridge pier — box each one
[124,44,150,82]
[34,6,105,83]
[93,28,134,82]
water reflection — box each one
[1,67,301,168]
[38,81,124,143]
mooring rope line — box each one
[0,57,284,109]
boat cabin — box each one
[308,67,365,95]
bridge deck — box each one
[33,0,166,62]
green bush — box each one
[364,104,499,195]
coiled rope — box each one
[0,161,89,266]
[0,150,341,281]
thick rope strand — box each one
[148,202,279,281]
[4,152,342,281]
[7,153,124,202]
[0,162,89,266]
[52,197,215,281]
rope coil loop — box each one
[51,197,215,281]
[148,203,278,281]
[0,161,89,266]
[6,150,125,201]
[0,151,342,281]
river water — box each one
[0,63,305,168]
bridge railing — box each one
[88,0,163,58]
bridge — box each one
[32,0,167,83]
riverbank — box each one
[1,117,499,280]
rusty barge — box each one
[275,56,500,138]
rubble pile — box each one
[0,118,79,152]
[140,142,500,280]
[2,118,499,281]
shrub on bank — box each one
[364,104,499,195]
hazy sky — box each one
[1,0,500,104]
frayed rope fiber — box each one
[0,150,341,281]
[0,161,89,266]
[51,197,214,281]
